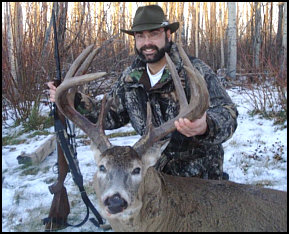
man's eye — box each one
[135,34,144,39]
[99,165,106,172]
[150,31,159,37]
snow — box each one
[2,87,287,232]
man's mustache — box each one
[140,45,159,53]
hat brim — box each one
[121,22,179,36]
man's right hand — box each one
[47,81,57,103]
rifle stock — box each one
[45,100,71,232]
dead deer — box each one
[55,44,287,232]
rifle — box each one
[44,3,70,231]
[43,4,119,231]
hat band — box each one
[133,21,169,28]
[132,22,169,31]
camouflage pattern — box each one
[75,42,238,180]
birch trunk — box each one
[227,2,237,78]
[6,2,17,84]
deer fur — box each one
[92,144,287,232]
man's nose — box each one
[142,35,153,44]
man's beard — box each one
[135,37,172,63]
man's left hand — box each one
[174,112,207,137]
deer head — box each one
[55,43,209,220]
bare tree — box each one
[203,2,210,58]
[276,3,284,52]
[13,2,24,88]
[280,2,287,74]
[210,2,217,69]
[219,2,225,68]
[227,2,237,78]
[253,2,262,69]
[195,2,200,57]
[5,2,17,84]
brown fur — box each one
[93,145,287,232]
[107,167,287,232]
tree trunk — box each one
[169,2,176,42]
[195,2,199,57]
[41,6,53,63]
[253,2,261,69]
[121,2,126,46]
[280,2,287,74]
[210,2,216,69]
[276,3,284,52]
[162,2,168,16]
[227,2,237,78]
[178,2,185,44]
[219,2,225,68]
[6,2,17,84]
[13,2,24,88]
[128,2,134,54]
[269,2,273,58]
[203,3,210,57]
[250,3,254,57]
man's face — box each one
[134,28,172,63]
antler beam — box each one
[55,45,111,153]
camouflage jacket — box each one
[75,42,238,179]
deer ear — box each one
[141,139,170,170]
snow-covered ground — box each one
[2,87,287,232]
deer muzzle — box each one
[104,193,128,214]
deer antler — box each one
[56,44,209,156]
[133,43,209,155]
[55,45,111,153]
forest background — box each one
[2,2,287,131]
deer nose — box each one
[104,193,128,214]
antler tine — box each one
[90,94,113,152]
[64,45,98,105]
[132,102,154,154]
[177,43,209,119]
[133,46,209,156]
[55,46,111,154]
[64,44,95,79]
[165,53,188,108]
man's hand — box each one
[174,112,207,137]
[47,81,57,102]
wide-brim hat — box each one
[120,5,179,35]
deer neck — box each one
[137,167,169,231]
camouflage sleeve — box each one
[74,74,130,130]
[191,58,238,145]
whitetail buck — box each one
[55,44,287,232]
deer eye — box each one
[132,167,141,175]
[99,165,106,172]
